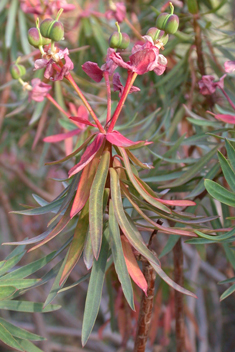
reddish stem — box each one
[46,94,70,118]
[104,71,112,124]
[220,88,235,111]
[107,72,137,132]
[66,73,105,133]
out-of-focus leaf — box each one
[29,101,46,125]
[0,301,60,312]
[194,228,235,242]
[0,323,24,351]
[81,228,109,346]
[159,235,180,258]
[0,279,40,289]
[0,287,17,300]
[0,318,45,341]
[218,151,235,192]
[205,179,235,206]
[58,273,90,293]
[14,338,44,352]
[164,146,218,188]
[109,200,134,310]
[219,277,235,285]
[5,0,18,48]
[83,231,94,270]
[0,0,8,12]
[18,10,32,58]
[89,151,110,259]
[225,139,235,172]
[11,198,64,216]
[0,251,25,276]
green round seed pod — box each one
[164,14,179,34]
[48,21,64,42]
[40,18,54,38]
[156,13,170,30]
[10,64,26,79]
[109,31,122,48]
[146,27,159,40]
[28,27,51,48]
[119,33,130,49]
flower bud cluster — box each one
[109,22,130,50]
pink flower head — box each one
[28,78,51,102]
[82,48,118,82]
[34,48,74,81]
[105,2,126,23]
[113,72,140,97]
[198,75,225,95]
[20,0,75,15]
[224,61,235,73]
[109,36,167,75]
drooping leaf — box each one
[109,200,135,310]
[60,201,89,285]
[81,228,109,346]
[205,179,235,206]
[121,237,147,294]
[0,287,17,300]
[89,151,110,259]
[69,116,96,127]
[0,318,45,341]
[11,198,64,216]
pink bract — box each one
[109,36,167,75]
[224,60,235,73]
[198,75,225,95]
[113,72,140,97]
[105,2,126,23]
[28,78,51,102]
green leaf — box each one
[219,276,235,285]
[0,251,26,277]
[218,151,235,192]
[18,10,32,58]
[14,338,44,352]
[89,151,110,259]
[0,287,17,300]
[58,273,90,293]
[205,179,235,206]
[1,251,57,281]
[220,283,235,301]
[0,300,60,312]
[60,201,89,285]
[225,139,235,172]
[11,198,64,216]
[83,231,94,270]
[223,243,235,270]
[119,148,170,213]
[159,235,180,258]
[194,228,235,242]
[0,279,40,289]
[164,146,218,188]
[0,318,45,341]
[81,228,109,346]
[109,200,134,310]
[0,323,24,351]
[5,0,18,48]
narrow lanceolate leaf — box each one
[14,338,44,352]
[70,152,100,218]
[82,228,109,346]
[121,184,195,237]
[0,323,24,352]
[69,116,96,127]
[121,237,148,295]
[0,251,25,276]
[0,287,17,300]
[220,283,235,301]
[0,318,45,341]
[106,131,151,148]
[5,0,18,48]
[28,203,72,252]
[89,151,110,259]
[110,168,196,298]
[45,134,96,165]
[163,146,218,188]
[205,179,235,207]
[83,231,94,270]
[69,134,105,177]
[0,279,40,289]
[60,202,89,285]
[11,198,64,216]
[218,151,235,192]
[109,200,135,310]
[43,128,81,143]
[124,149,154,169]
[194,228,235,242]
[119,148,171,213]
[0,301,61,313]
[225,139,235,172]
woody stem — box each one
[46,93,70,118]
[107,72,137,132]
[104,71,112,124]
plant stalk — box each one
[173,238,186,352]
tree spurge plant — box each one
[2,1,234,351]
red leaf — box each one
[43,128,81,143]
[69,116,96,127]
[121,237,148,295]
[106,130,151,148]
[157,199,196,206]
[68,134,105,177]
[208,111,235,124]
